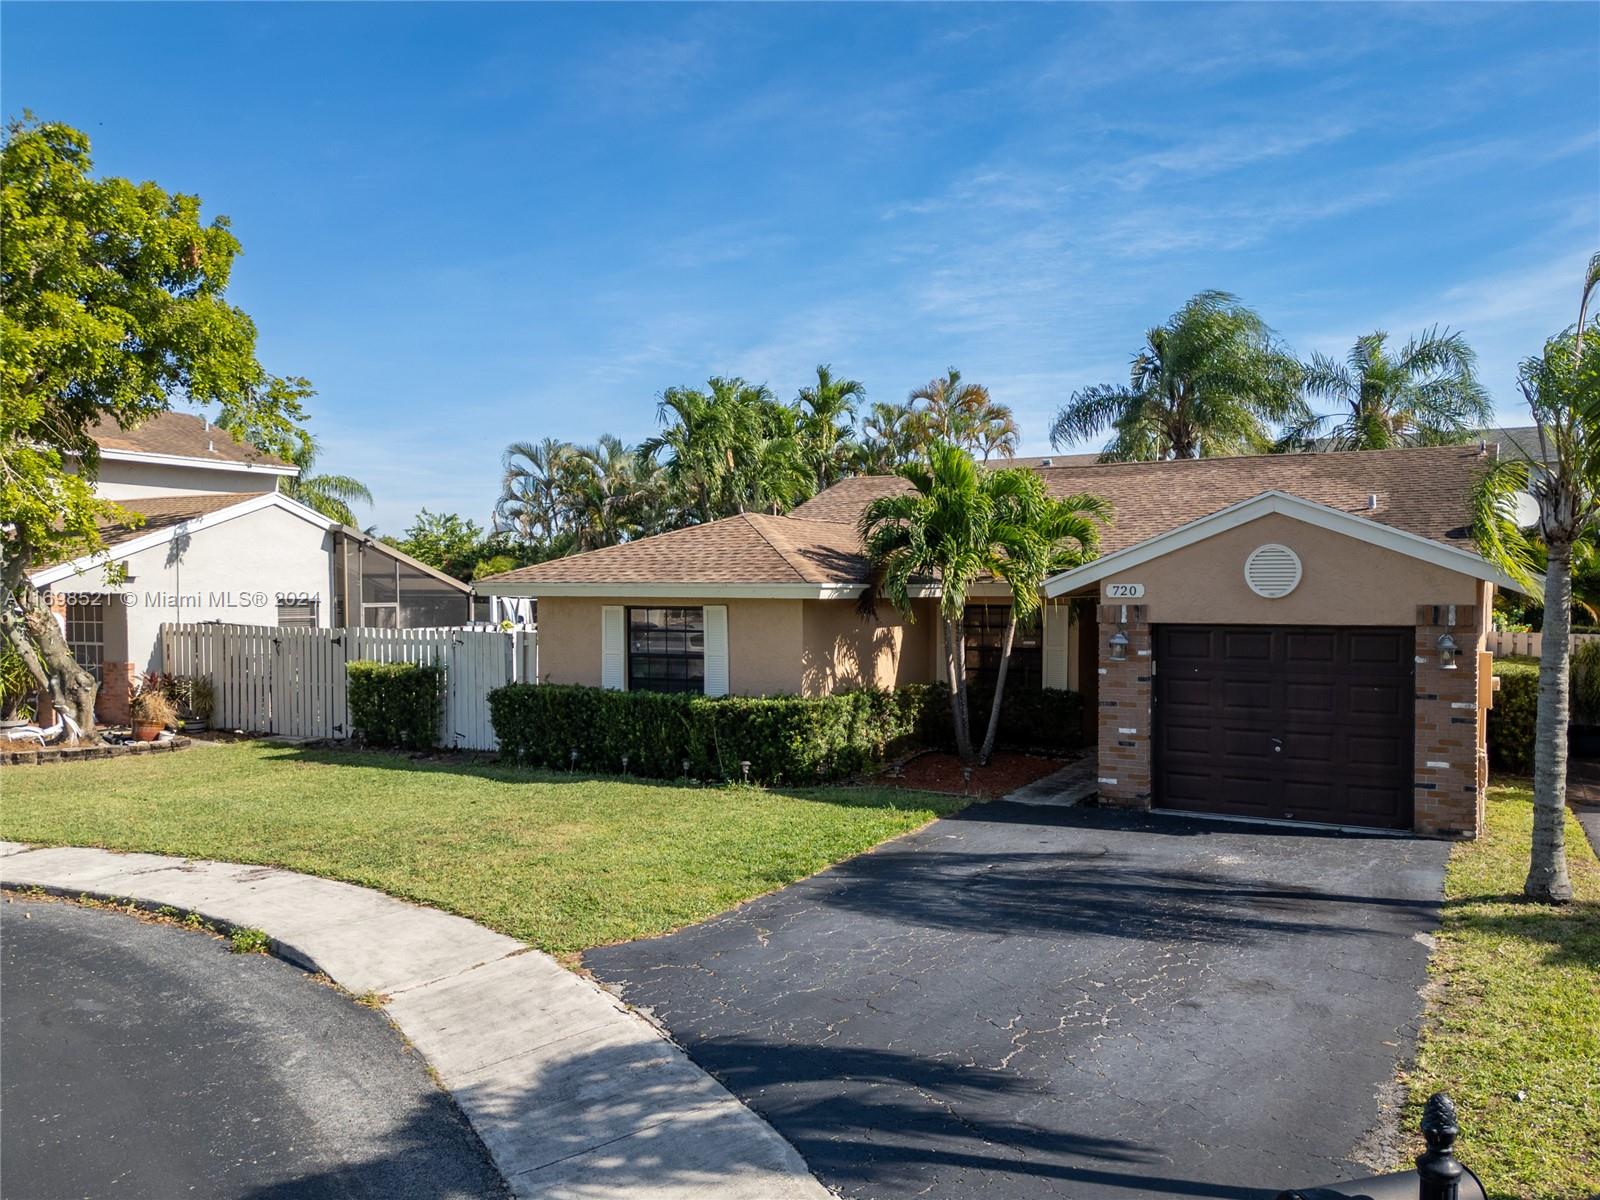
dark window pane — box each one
[626,606,706,694]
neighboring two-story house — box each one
[29,411,472,723]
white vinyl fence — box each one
[1487,630,1600,659]
[160,623,537,749]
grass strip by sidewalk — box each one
[0,740,964,955]
[1399,780,1599,1200]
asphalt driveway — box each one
[586,802,1451,1200]
[1,898,506,1200]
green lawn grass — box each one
[0,741,964,954]
[1399,780,1600,1200]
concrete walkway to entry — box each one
[0,842,829,1200]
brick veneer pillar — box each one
[1096,604,1153,810]
[1413,604,1485,838]
[96,661,136,726]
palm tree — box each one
[642,380,740,524]
[908,368,1020,460]
[859,443,992,762]
[1051,290,1305,461]
[1282,329,1491,450]
[857,400,919,473]
[858,443,1107,765]
[566,435,651,549]
[974,471,1107,763]
[796,364,865,490]
[496,438,572,545]
[734,399,811,515]
[1473,251,1600,903]
[282,437,373,526]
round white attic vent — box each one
[1244,544,1302,598]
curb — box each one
[0,843,831,1200]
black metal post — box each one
[1416,1093,1463,1200]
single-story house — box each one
[30,412,472,722]
[477,444,1531,839]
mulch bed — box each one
[876,750,1065,799]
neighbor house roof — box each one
[88,411,296,472]
[477,444,1498,597]
[31,491,333,586]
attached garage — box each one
[1153,625,1413,830]
[1042,488,1533,839]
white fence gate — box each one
[160,623,537,750]
[1487,630,1600,658]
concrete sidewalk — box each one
[0,842,830,1200]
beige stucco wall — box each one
[47,504,335,672]
[1101,513,1481,625]
[535,596,805,695]
[94,459,284,500]
[534,595,947,696]
[799,598,939,696]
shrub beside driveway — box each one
[1400,780,1600,1200]
[0,741,963,954]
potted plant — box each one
[185,676,214,732]
[129,677,177,742]
[1569,640,1600,759]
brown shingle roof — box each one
[90,411,293,470]
[484,513,871,586]
[480,445,1494,590]
[790,444,1490,553]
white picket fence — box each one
[1487,630,1600,658]
[160,623,537,749]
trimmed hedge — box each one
[486,683,1085,785]
[1488,659,1536,775]
[488,684,931,784]
[348,661,443,749]
[921,686,1085,755]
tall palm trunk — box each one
[942,615,975,764]
[978,608,1019,764]
[1527,537,1575,902]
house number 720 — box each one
[1104,583,1145,598]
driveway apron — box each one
[585,803,1450,1200]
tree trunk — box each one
[978,608,1019,765]
[2,545,98,738]
[942,615,974,765]
[1527,537,1574,902]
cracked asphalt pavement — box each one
[585,802,1450,1200]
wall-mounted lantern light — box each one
[1437,632,1460,670]
[1108,629,1130,662]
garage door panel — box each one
[1284,632,1338,664]
[1220,630,1274,661]
[1155,626,1412,831]
[1348,684,1408,717]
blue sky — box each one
[5,3,1597,533]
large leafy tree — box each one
[2,117,296,735]
[389,509,486,580]
[1282,328,1492,451]
[796,364,865,490]
[1473,253,1600,904]
[858,443,1106,765]
[1051,290,1304,461]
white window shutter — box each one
[1042,600,1070,691]
[601,606,626,690]
[703,605,729,697]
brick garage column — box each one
[1096,604,1152,810]
[1413,604,1484,837]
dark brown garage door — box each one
[1153,626,1414,830]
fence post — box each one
[1416,1092,1462,1200]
